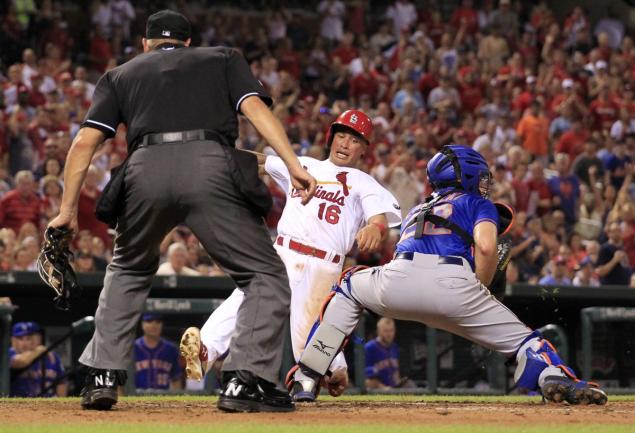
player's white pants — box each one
[325,253,532,357]
[200,244,348,371]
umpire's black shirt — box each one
[82,44,271,149]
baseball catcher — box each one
[288,144,607,405]
[37,226,82,311]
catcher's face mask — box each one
[478,171,493,199]
[37,227,81,311]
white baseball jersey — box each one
[200,156,402,375]
[265,156,402,255]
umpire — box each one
[48,10,315,412]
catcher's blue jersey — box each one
[396,192,498,269]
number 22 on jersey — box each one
[423,203,454,235]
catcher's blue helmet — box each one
[427,144,492,198]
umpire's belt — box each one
[276,235,342,264]
[139,129,227,147]
[394,252,464,266]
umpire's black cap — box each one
[146,10,191,41]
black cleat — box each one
[80,368,127,410]
[217,370,295,413]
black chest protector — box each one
[405,190,475,247]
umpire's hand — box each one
[289,165,317,205]
[48,210,79,237]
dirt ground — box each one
[1,399,634,425]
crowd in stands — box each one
[1,0,634,288]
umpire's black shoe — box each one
[217,370,295,413]
[80,368,127,410]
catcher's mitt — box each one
[488,237,512,298]
[37,227,82,311]
[494,202,515,236]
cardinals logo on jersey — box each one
[336,171,350,196]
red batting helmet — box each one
[326,109,373,147]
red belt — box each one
[276,236,341,264]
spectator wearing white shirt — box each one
[473,120,504,155]
[109,0,136,40]
[157,243,201,277]
[318,0,346,42]
[386,0,417,37]
[610,108,635,142]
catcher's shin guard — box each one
[287,306,349,401]
[286,320,348,402]
[513,331,608,405]
[514,331,568,391]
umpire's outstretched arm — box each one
[240,96,316,205]
[48,127,104,234]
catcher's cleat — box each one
[541,376,608,405]
[217,370,295,413]
[291,379,318,402]
[37,226,82,311]
[179,327,208,381]
[80,368,127,410]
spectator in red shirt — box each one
[27,74,46,107]
[28,106,56,161]
[458,69,483,114]
[0,171,42,233]
[349,58,379,105]
[549,78,587,119]
[77,165,110,248]
[276,38,301,80]
[330,32,358,65]
[590,86,619,131]
[511,163,530,213]
[556,118,588,161]
[527,160,552,217]
[418,58,440,100]
[451,0,478,36]
[517,32,539,70]
[512,75,536,113]
[88,26,113,74]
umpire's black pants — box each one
[79,140,290,384]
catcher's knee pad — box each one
[514,331,577,391]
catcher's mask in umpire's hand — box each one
[37,227,82,311]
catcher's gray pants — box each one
[79,141,290,384]
[324,253,531,358]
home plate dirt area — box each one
[1,396,634,427]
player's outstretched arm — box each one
[473,221,498,286]
[356,214,388,253]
